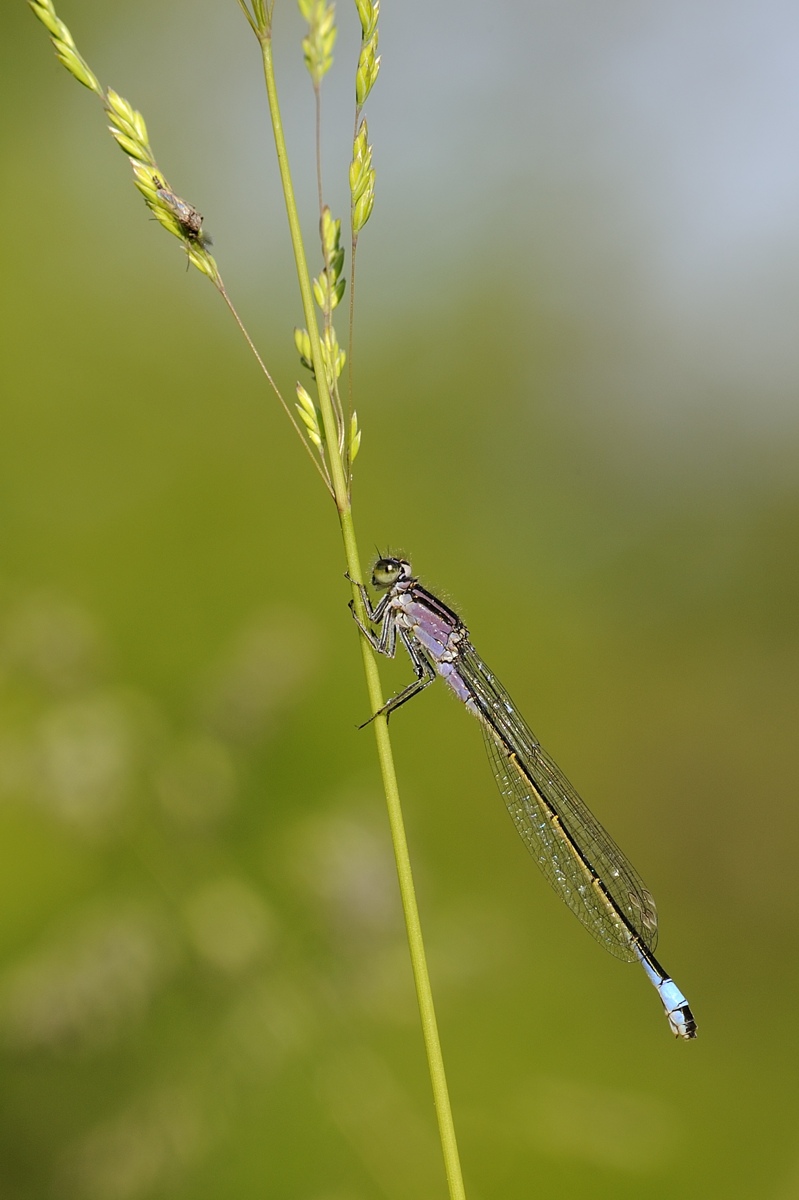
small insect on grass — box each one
[153,174,212,248]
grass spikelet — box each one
[295,384,325,448]
[350,119,375,234]
[348,410,361,463]
[294,327,315,375]
[28,0,102,95]
[313,208,346,312]
[355,29,380,106]
[106,90,155,166]
[321,327,346,390]
[354,0,378,40]
[298,0,337,86]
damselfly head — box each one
[372,557,412,590]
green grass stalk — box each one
[258,29,467,1200]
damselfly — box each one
[351,556,696,1040]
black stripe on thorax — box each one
[408,583,467,632]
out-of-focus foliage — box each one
[4,0,799,1197]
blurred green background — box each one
[2,0,799,1197]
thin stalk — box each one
[259,31,467,1200]
[346,236,357,466]
[314,83,324,218]
[216,277,332,492]
[234,0,257,34]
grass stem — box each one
[259,30,468,1200]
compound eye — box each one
[372,558,400,589]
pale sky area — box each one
[86,0,799,443]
